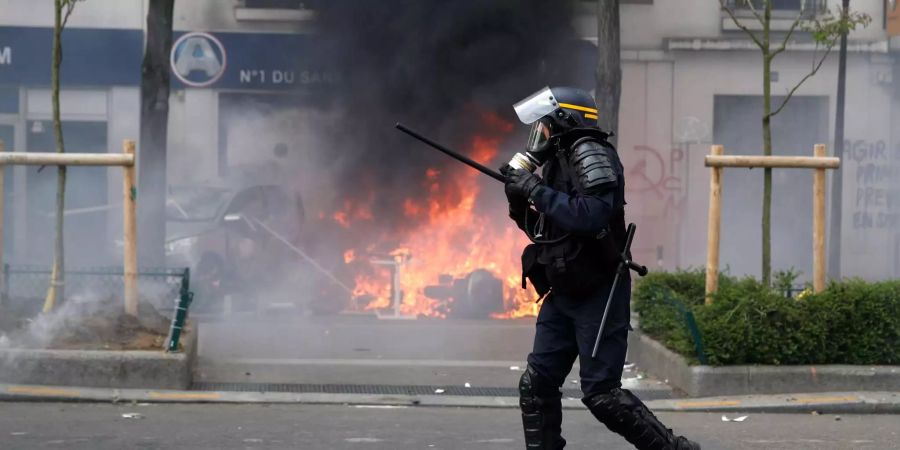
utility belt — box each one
[521,230,621,299]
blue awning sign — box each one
[170,32,227,88]
[0,27,335,91]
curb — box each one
[648,391,900,414]
[627,331,900,397]
[2,383,898,414]
[0,330,198,391]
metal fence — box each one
[1,265,193,352]
[647,286,709,365]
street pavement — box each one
[193,313,672,398]
[0,403,897,450]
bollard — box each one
[167,268,193,352]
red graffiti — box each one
[628,145,683,198]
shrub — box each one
[633,270,900,366]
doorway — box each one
[713,95,829,280]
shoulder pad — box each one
[569,139,619,193]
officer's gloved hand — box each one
[505,168,542,204]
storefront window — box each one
[24,120,109,266]
[0,86,17,114]
[0,124,13,259]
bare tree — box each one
[43,0,79,313]
[138,0,175,268]
[718,0,869,285]
[595,0,621,138]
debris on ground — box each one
[721,415,748,422]
[121,413,144,419]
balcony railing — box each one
[235,0,317,22]
[722,0,828,18]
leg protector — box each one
[519,366,566,449]
[583,388,700,450]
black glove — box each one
[505,168,542,203]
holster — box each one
[522,243,551,298]
[522,237,617,299]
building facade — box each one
[578,0,898,281]
[0,0,330,265]
[0,0,897,281]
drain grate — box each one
[192,382,575,398]
[191,382,669,399]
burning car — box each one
[165,183,309,313]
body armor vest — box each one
[521,130,627,298]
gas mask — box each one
[508,86,564,173]
[507,118,555,172]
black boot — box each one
[519,366,566,449]
[583,388,700,450]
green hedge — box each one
[633,270,900,366]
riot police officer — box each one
[501,86,700,450]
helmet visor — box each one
[513,86,559,124]
[526,120,551,152]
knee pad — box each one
[581,387,639,423]
[583,388,699,450]
[520,365,565,449]
[518,365,540,413]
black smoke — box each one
[305,0,596,248]
[290,0,596,268]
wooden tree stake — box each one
[123,140,138,316]
[705,144,836,299]
[705,145,724,302]
[813,144,827,293]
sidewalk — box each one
[2,382,898,414]
[5,314,897,415]
[192,313,673,400]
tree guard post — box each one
[123,140,138,316]
[705,145,723,302]
[0,143,137,315]
[704,144,839,300]
[813,144,827,293]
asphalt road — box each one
[0,403,897,450]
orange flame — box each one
[337,111,537,318]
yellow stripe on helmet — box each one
[584,113,598,120]
[558,102,598,114]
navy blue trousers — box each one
[526,277,631,398]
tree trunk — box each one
[43,0,66,312]
[595,0,621,138]
[761,1,773,286]
[828,0,850,279]
[138,0,175,268]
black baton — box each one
[395,123,507,183]
[591,223,648,359]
